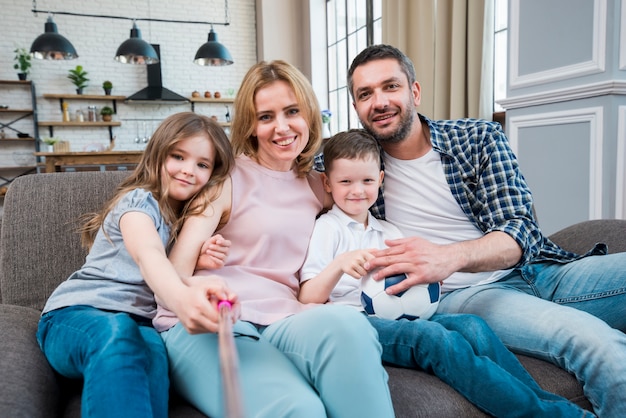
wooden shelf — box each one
[189,97,235,103]
[43,93,127,101]
[0,80,32,86]
[1,137,35,141]
[0,80,39,190]
[38,121,121,127]
[0,108,33,113]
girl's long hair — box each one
[80,112,234,249]
[230,60,322,178]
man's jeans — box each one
[369,313,594,417]
[37,305,169,418]
[437,252,626,418]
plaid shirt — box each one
[314,114,604,267]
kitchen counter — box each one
[34,151,144,173]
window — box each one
[326,2,505,124]
[326,0,382,134]
[494,0,508,113]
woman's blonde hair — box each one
[230,60,322,178]
[80,112,234,248]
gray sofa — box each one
[2,171,623,417]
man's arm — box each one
[365,231,521,295]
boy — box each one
[299,129,593,418]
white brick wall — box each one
[0,0,257,151]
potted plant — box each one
[42,137,59,152]
[67,65,89,94]
[100,106,114,122]
[13,48,32,81]
[102,80,113,95]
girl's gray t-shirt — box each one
[42,188,170,319]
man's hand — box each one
[196,234,231,270]
[364,232,522,295]
[364,237,458,295]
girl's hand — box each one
[174,275,239,333]
[196,234,231,270]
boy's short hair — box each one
[323,129,382,174]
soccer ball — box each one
[360,272,440,320]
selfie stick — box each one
[218,300,245,418]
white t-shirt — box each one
[300,205,403,308]
[383,149,511,292]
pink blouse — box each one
[154,155,324,331]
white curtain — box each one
[382,0,494,120]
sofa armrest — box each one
[0,304,61,418]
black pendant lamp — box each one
[30,15,78,60]
[194,27,233,66]
[114,22,159,65]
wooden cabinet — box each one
[39,94,125,142]
[0,80,39,195]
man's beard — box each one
[363,107,415,145]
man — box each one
[347,44,626,417]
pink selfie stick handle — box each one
[218,300,233,310]
[218,300,244,418]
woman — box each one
[155,61,395,417]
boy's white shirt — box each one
[300,204,403,308]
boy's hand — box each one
[196,234,231,270]
[336,249,375,279]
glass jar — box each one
[75,109,84,122]
[87,106,97,122]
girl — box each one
[36,112,236,418]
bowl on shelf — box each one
[17,133,30,138]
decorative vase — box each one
[45,144,54,152]
[322,122,331,139]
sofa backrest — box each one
[548,219,626,255]
[0,171,129,309]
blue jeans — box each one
[369,313,593,417]
[438,253,626,418]
[37,305,169,418]
[161,304,394,418]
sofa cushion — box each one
[0,304,60,418]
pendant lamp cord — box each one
[31,0,230,26]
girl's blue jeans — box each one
[37,305,169,418]
[437,252,626,418]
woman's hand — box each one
[196,234,231,270]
